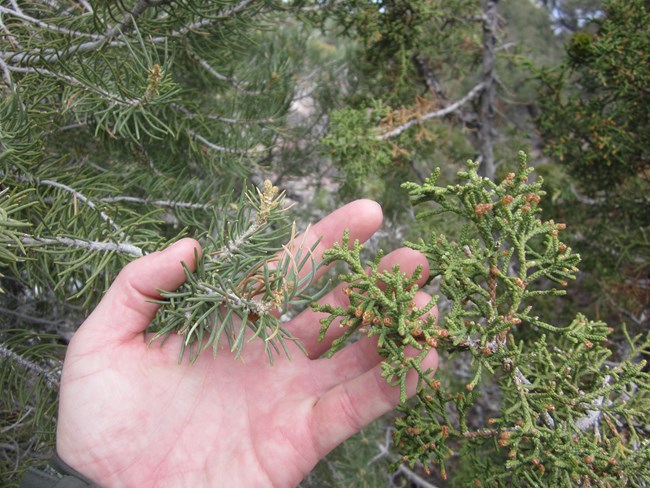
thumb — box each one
[78,238,201,343]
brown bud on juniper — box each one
[362,311,374,326]
[475,202,494,216]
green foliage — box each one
[0,0,302,308]
[567,31,596,64]
[0,330,62,482]
[150,181,325,363]
[0,1,318,481]
[537,0,649,190]
[2,0,647,485]
[314,231,437,402]
[314,153,650,485]
[322,104,395,196]
[535,0,650,328]
[307,0,489,201]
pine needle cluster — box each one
[150,181,325,363]
[314,152,650,486]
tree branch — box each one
[187,48,263,96]
[20,235,144,257]
[171,102,274,125]
[190,130,263,155]
[0,342,60,390]
[4,64,142,106]
[11,174,127,239]
[377,82,485,140]
[0,5,103,40]
[97,195,211,210]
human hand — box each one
[56,200,438,487]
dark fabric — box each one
[20,453,98,488]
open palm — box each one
[56,200,438,487]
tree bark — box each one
[478,0,498,181]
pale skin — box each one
[57,200,438,487]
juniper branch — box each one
[377,82,485,139]
[313,153,650,485]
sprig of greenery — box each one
[150,181,325,364]
[314,152,650,485]
[313,232,438,402]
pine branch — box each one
[150,180,325,363]
[0,5,103,40]
[0,342,60,390]
[189,130,264,156]
[0,306,66,328]
[96,195,211,211]
[20,235,144,257]
[171,103,275,125]
[10,173,126,239]
[187,48,263,96]
[4,64,143,106]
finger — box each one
[78,238,201,343]
[289,247,429,357]
[284,199,382,283]
[314,291,437,390]
[310,341,438,458]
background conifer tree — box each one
[536,0,649,335]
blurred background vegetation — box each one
[1,0,647,485]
